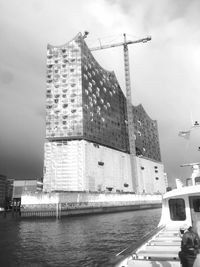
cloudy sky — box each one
[0,0,200,186]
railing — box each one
[109,225,164,266]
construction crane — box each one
[90,33,151,193]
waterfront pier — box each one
[20,192,161,218]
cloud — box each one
[0,0,199,185]
[0,69,14,84]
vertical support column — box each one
[56,202,58,219]
[123,33,138,193]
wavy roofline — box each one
[47,32,119,79]
[47,33,121,87]
[47,32,82,49]
[81,36,126,99]
[134,104,156,122]
[81,36,119,78]
[47,33,155,121]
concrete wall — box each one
[22,192,162,205]
[136,157,166,194]
[43,140,132,192]
[85,142,166,194]
[84,141,133,192]
[20,192,162,217]
[43,140,166,194]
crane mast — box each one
[123,34,138,192]
[90,34,151,193]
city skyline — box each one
[0,0,200,186]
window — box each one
[169,198,186,221]
[195,177,200,185]
[93,143,99,148]
[192,198,200,212]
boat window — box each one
[195,177,200,185]
[169,198,186,221]
[192,198,200,212]
[186,178,192,186]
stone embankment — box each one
[20,192,162,218]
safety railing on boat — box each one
[109,225,165,266]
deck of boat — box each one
[126,227,181,267]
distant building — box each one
[13,180,43,199]
[5,178,14,200]
[43,33,166,194]
[0,174,6,209]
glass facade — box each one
[45,33,161,160]
[133,105,161,161]
[81,38,129,152]
[46,36,83,139]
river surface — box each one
[0,208,161,267]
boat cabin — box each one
[159,184,200,235]
[114,184,200,267]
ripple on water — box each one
[0,208,161,267]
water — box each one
[0,209,161,267]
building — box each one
[5,178,14,200]
[133,105,161,161]
[13,180,43,200]
[43,33,166,194]
[0,174,6,209]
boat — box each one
[111,163,200,267]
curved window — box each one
[169,198,186,221]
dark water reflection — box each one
[0,209,161,267]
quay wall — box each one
[20,192,162,218]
